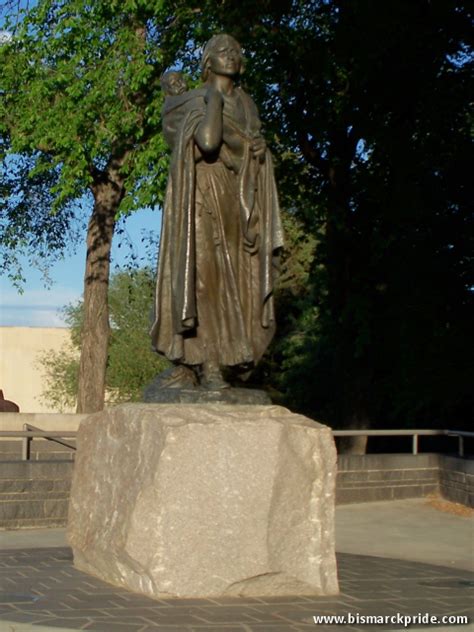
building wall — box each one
[0,327,74,413]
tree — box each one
[0,152,84,287]
[1,0,197,412]
[39,267,169,410]
[201,0,472,441]
[3,0,472,435]
[256,1,473,438]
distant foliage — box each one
[38,268,169,410]
[38,337,79,413]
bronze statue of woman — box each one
[151,34,283,389]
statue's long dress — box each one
[151,87,283,368]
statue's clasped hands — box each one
[251,136,266,162]
[203,85,266,162]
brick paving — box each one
[0,547,472,631]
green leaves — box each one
[0,0,199,285]
[39,267,169,409]
[1,0,193,215]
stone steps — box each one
[0,478,70,493]
[336,454,440,504]
[0,452,471,529]
[0,460,73,529]
[0,439,75,461]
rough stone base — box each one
[67,404,339,599]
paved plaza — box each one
[0,499,472,631]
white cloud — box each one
[0,285,82,327]
[0,30,12,43]
[0,306,68,327]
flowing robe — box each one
[150,87,284,367]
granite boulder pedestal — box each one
[67,403,339,598]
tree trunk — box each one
[325,128,373,453]
[76,172,124,413]
[337,411,370,455]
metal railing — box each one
[332,429,474,456]
[0,424,77,460]
[0,426,472,460]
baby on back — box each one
[161,71,187,97]
[161,71,192,149]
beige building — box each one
[0,326,75,413]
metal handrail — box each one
[0,431,78,436]
[445,430,474,458]
[0,424,77,461]
[332,429,472,456]
[0,427,471,459]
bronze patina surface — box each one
[150,35,283,391]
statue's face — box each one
[208,37,241,77]
[164,72,187,96]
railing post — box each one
[412,433,418,455]
[21,423,31,461]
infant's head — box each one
[161,71,187,96]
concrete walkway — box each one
[0,499,473,631]
[2,498,472,571]
[336,498,473,572]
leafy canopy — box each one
[1,0,180,204]
[0,0,200,283]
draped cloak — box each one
[150,87,284,367]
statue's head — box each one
[161,71,187,96]
[201,34,244,81]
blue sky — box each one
[0,208,161,327]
